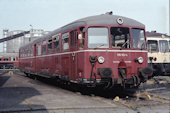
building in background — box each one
[2,29,50,53]
[0,29,50,69]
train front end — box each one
[79,16,153,88]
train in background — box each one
[19,13,153,88]
[0,53,19,69]
[146,31,170,76]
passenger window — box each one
[70,30,78,49]
[11,57,13,61]
[48,39,53,54]
[37,45,41,56]
[4,58,8,61]
[20,50,23,57]
[23,49,25,57]
[28,48,30,57]
[79,27,85,49]
[147,40,159,52]
[24,49,26,57]
[25,48,28,57]
[30,47,33,56]
[62,33,69,51]
[53,34,60,52]
[42,41,47,55]
[159,40,169,53]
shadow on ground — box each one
[0,73,50,113]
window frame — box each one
[47,38,53,54]
[147,40,159,52]
[87,27,109,49]
[131,28,146,50]
[62,32,69,51]
[159,40,169,53]
[42,40,47,55]
[52,34,60,53]
[110,27,131,49]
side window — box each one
[42,41,47,55]
[53,34,60,52]
[22,49,24,57]
[23,49,25,57]
[28,47,30,57]
[37,44,41,56]
[25,48,28,57]
[70,30,78,49]
[79,27,85,49]
[11,57,13,61]
[147,40,158,52]
[48,39,53,54]
[4,58,8,61]
[30,47,33,57]
[159,40,169,53]
[62,32,69,51]
[20,50,22,57]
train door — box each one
[70,30,78,81]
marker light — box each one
[138,57,143,64]
[98,56,105,64]
[117,18,124,25]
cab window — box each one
[88,27,109,49]
[132,29,146,49]
[110,27,130,49]
[147,40,159,52]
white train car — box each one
[146,31,170,76]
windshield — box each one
[159,40,169,53]
[88,27,109,48]
[110,27,130,49]
[132,29,146,49]
[147,40,159,52]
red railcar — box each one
[19,14,152,88]
[0,55,19,69]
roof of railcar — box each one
[146,31,170,38]
[20,14,145,49]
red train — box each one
[19,13,153,88]
[0,54,19,69]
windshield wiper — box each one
[120,40,129,50]
[94,44,104,49]
[140,43,145,50]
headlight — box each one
[98,56,104,64]
[138,57,143,64]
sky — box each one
[0,0,169,52]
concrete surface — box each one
[0,71,169,113]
